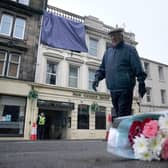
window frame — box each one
[88,69,96,91]
[0,13,26,40]
[11,0,30,6]
[0,14,14,36]
[95,106,106,130]
[0,51,7,76]
[144,62,151,79]
[7,53,21,78]
[68,64,79,88]
[161,89,166,104]
[146,87,152,103]
[13,17,26,40]
[46,61,57,85]
[88,37,98,56]
[158,66,164,81]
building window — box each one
[95,106,106,129]
[144,62,150,78]
[13,18,26,39]
[146,87,152,102]
[158,66,164,81]
[161,89,166,104]
[0,14,26,40]
[0,95,26,136]
[7,53,21,78]
[77,104,89,129]
[69,65,78,88]
[0,14,13,36]
[11,0,30,6]
[46,61,57,85]
[0,50,21,78]
[0,51,7,76]
[88,69,96,90]
[88,38,98,56]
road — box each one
[0,140,167,168]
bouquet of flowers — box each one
[128,114,168,161]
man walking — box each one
[92,28,146,117]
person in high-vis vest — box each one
[37,112,46,140]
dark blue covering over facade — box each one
[41,12,88,52]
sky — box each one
[48,0,168,65]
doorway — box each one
[38,109,68,139]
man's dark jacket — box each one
[95,41,146,91]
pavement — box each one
[0,140,167,168]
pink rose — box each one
[142,120,158,138]
[161,138,168,160]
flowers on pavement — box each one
[128,114,168,161]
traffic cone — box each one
[105,114,112,141]
[30,123,37,141]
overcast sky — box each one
[48,0,168,64]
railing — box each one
[47,5,84,23]
[47,5,135,41]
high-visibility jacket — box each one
[38,116,46,125]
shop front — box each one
[37,99,74,139]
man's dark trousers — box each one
[110,89,133,118]
[37,125,45,140]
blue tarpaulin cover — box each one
[41,12,88,52]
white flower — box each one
[133,135,149,154]
[148,135,163,155]
[136,151,154,161]
[158,115,168,130]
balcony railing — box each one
[47,5,84,23]
[47,5,135,41]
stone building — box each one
[0,0,47,139]
[33,5,139,140]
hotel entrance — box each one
[37,99,74,140]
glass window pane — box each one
[0,51,6,76]
[13,18,25,39]
[88,69,96,90]
[88,38,98,56]
[0,14,13,36]
[69,65,78,88]
[8,63,18,77]
[0,95,26,136]
[10,54,20,62]
[19,0,29,5]
[46,61,57,85]
[77,104,89,129]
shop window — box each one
[77,104,89,129]
[88,69,96,91]
[69,65,78,88]
[46,61,57,85]
[95,106,106,129]
[0,14,26,40]
[0,50,21,78]
[0,95,26,136]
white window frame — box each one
[88,69,96,91]
[68,65,79,88]
[88,38,98,57]
[19,0,30,6]
[13,17,26,39]
[7,53,21,78]
[161,89,166,104]
[0,14,13,36]
[158,66,164,81]
[0,51,7,76]
[144,62,151,79]
[146,87,152,103]
[46,61,57,85]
